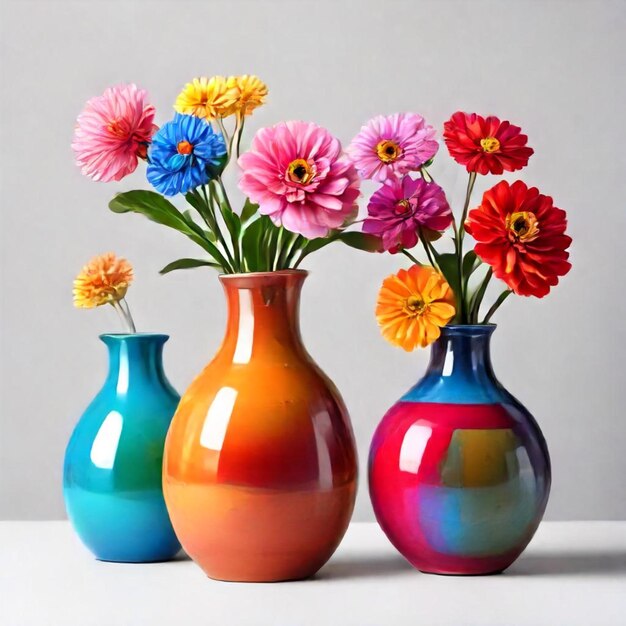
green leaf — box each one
[240,198,259,224]
[462,250,481,286]
[336,231,381,252]
[436,253,461,295]
[109,190,230,270]
[159,258,221,275]
[241,216,270,272]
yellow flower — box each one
[376,265,455,351]
[174,76,238,120]
[73,253,133,309]
[228,75,268,117]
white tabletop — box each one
[1,521,625,625]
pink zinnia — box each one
[72,83,157,182]
[347,113,438,183]
[363,176,452,253]
[238,121,360,239]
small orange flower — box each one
[376,265,455,351]
[73,252,133,308]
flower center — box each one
[376,140,402,163]
[405,295,425,316]
[395,199,412,215]
[506,211,540,242]
[177,140,193,155]
[480,137,501,153]
[287,159,314,184]
[106,119,127,139]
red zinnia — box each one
[465,180,571,298]
[443,112,534,175]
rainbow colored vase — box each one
[369,325,550,575]
[64,334,181,562]
[163,271,358,582]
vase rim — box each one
[219,269,309,279]
[441,323,496,334]
[99,333,169,341]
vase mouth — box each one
[99,333,169,342]
[219,269,309,279]
[441,324,496,336]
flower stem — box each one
[457,171,477,323]
[401,249,422,266]
[111,299,136,333]
[236,115,245,158]
[214,177,242,271]
[483,289,512,323]
[468,267,492,323]
[206,185,236,272]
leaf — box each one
[241,215,270,272]
[435,253,461,296]
[240,198,259,224]
[336,231,381,252]
[109,190,230,269]
[159,258,220,275]
[462,250,481,286]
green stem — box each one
[273,226,284,271]
[236,115,245,158]
[207,184,236,272]
[457,171,477,323]
[401,249,422,266]
[214,177,242,272]
[286,235,306,268]
[469,267,492,323]
[483,289,512,323]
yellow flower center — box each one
[287,159,314,184]
[395,199,411,215]
[506,211,540,242]
[480,137,501,153]
[376,140,402,163]
[405,295,426,316]
[177,140,193,155]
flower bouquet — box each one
[352,111,572,574]
[72,76,363,581]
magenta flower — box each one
[238,121,360,238]
[363,176,452,253]
[347,113,438,183]
[72,83,157,182]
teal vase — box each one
[63,333,181,562]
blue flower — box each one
[146,113,227,196]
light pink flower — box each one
[72,83,157,182]
[347,113,438,182]
[363,176,452,253]
[238,121,360,238]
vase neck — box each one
[101,334,169,392]
[427,325,496,379]
[403,325,503,404]
[218,271,307,364]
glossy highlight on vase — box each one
[369,325,550,575]
[163,271,358,581]
[63,334,181,562]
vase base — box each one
[418,567,505,577]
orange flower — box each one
[73,252,133,308]
[376,265,455,351]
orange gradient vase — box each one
[163,270,358,582]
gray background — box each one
[1,0,624,521]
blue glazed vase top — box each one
[63,333,181,562]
